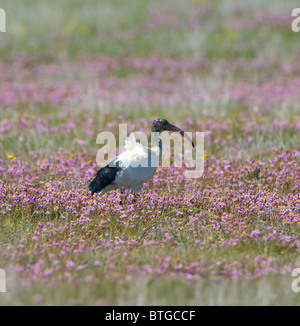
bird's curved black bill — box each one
[166,123,195,147]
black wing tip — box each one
[88,163,121,196]
[88,174,100,195]
[88,179,99,196]
[88,166,108,195]
[89,185,95,196]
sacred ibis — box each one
[89,118,194,199]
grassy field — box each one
[0,0,300,305]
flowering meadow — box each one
[0,0,300,305]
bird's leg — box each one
[128,189,137,203]
[119,187,125,205]
[133,192,137,203]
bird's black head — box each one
[151,118,195,147]
[151,118,170,132]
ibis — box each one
[89,118,194,200]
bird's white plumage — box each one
[102,133,159,195]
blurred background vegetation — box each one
[1,0,299,60]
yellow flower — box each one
[79,25,90,36]
[7,153,16,161]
